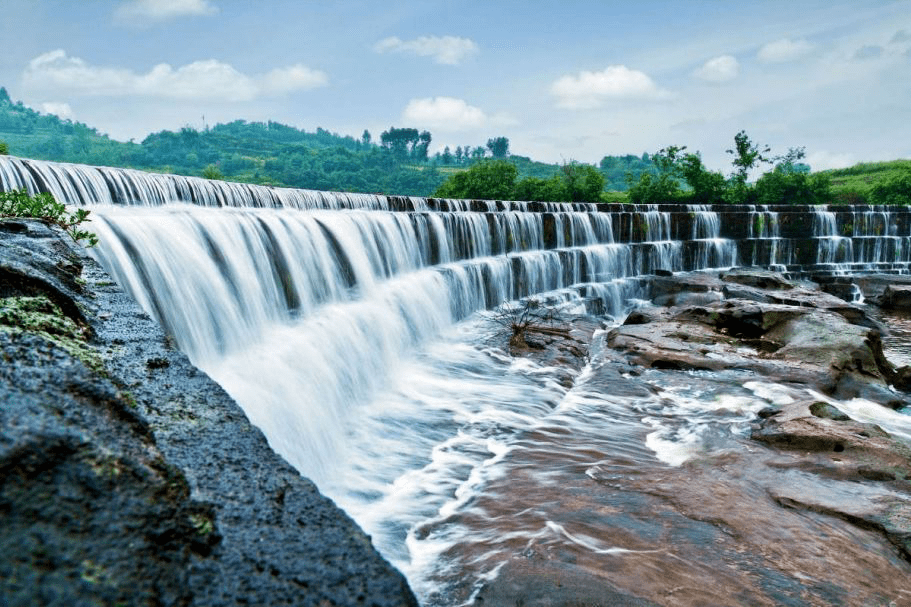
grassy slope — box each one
[822,159,911,204]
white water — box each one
[4,156,911,602]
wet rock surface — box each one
[476,269,911,606]
[0,221,417,606]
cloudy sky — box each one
[1,0,909,171]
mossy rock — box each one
[0,295,102,372]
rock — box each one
[770,483,911,560]
[719,268,795,291]
[751,399,911,484]
[881,284,911,310]
[609,272,909,409]
[809,402,851,421]
[0,221,418,606]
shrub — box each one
[201,164,224,180]
[870,172,911,205]
[0,189,98,246]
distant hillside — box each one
[1,86,907,203]
[823,160,911,204]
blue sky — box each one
[1,0,909,171]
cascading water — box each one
[4,155,911,604]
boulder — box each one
[0,220,418,606]
[881,284,911,310]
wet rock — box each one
[751,399,911,483]
[881,284,911,310]
[609,271,908,410]
[770,483,911,561]
[719,269,795,291]
[472,558,659,606]
[809,402,851,421]
[0,221,418,606]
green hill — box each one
[823,160,911,205]
[0,86,907,203]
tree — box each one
[727,130,771,179]
[470,146,486,161]
[202,164,224,180]
[441,146,453,164]
[486,136,510,159]
[561,161,605,202]
[626,146,686,204]
[676,153,726,204]
[414,130,432,161]
[433,160,518,200]
[380,127,420,161]
[454,146,464,164]
[361,129,371,146]
[514,175,566,202]
[870,171,911,206]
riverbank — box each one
[0,219,417,606]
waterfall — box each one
[5,155,911,597]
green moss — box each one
[189,512,215,536]
[0,295,104,372]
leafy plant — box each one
[201,163,224,180]
[0,140,8,155]
[0,188,98,246]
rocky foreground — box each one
[0,220,417,606]
[477,269,911,606]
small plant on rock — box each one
[490,298,569,350]
[0,188,98,246]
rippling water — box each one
[301,311,911,605]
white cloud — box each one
[374,35,478,65]
[757,38,813,63]
[693,55,739,83]
[551,65,671,109]
[115,0,217,23]
[260,65,329,94]
[40,102,73,120]
[22,50,327,101]
[402,97,486,131]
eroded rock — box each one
[0,221,418,606]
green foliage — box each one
[626,146,686,204]
[870,171,911,205]
[822,160,911,205]
[0,140,8,155]
[599,153,659,190]
[0,189,98,246]
[201,163,224,180]
[486,136,510,159]
[753,168,831,206]
[726,130,771,185]
[434,159,607,202]
[434,160,518,200]
[627,134,832,206]
[513,175,566,202]
[560,161,605,202]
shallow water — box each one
[308,316,911,605]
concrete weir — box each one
[2,155,911,604]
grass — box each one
[821,159,911,205]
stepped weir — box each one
[3,155,911,603]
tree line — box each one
[1,87,908,204]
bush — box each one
[870,172,911,205]
[0,140,8,155]
[0,189,98,246]
[201,164,224,180]
[433,160,518,200]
